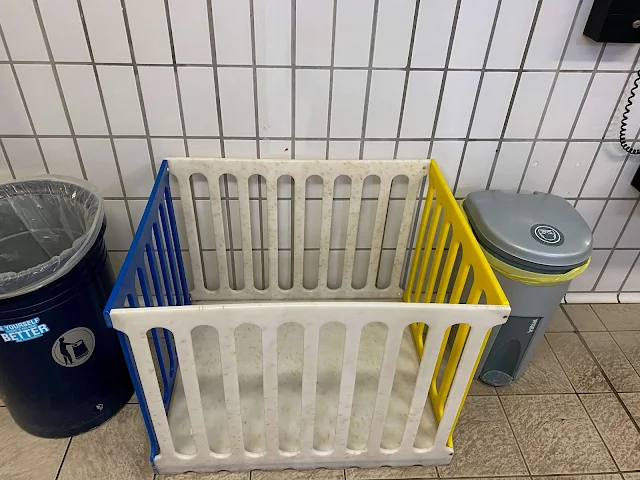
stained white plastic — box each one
[109,158,509,474]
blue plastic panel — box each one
[104,160,189,464]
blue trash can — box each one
[0,177,133,438]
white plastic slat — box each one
[318,176,334,289]
[236,176,255,291]
[342,178,364,289]
[401,325,447,450]
[366,177,392,288]
[172,331,210,458]
[217,326,245,455]
[176,177,205,294]
[366,326,405,452]
[433,326,489,448]
[205,174,230,292]
[127,331,177,458]
[261,327,280,455]
[293,175,306,288]
[266,177,280,290]
[300,325,320,454]
[333,325,362,452]
[391,176,422,289]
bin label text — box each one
[0,318,50,343]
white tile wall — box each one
[57,65,108,136]
[1,0,639,301]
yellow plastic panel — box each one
[403,161,508,447]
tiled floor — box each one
[3,304,640,480]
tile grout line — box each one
[324,0,338,160]
[562,309,640,437]
[516,0,585,193]
[548,313,627,471]
[586,139,636,236]
[546,44,607,194]
[495,394,532,477]
[391,0,422,160]
[358,0,380,160]
[0,133,638,143]
[53,437,72,480]
[31,0,88,180]
[248,0,266,290]
[533,332,624,472]
[389,0,423,285]
[608,328,640,380]
[573,47,640,204]
[204,0,226,158]
[290,0,296,284]
[588,130,640,292]
[576,391,626,473]
[205,0,236,289]
[0,139,16,179]
[536,333,577,396]
[163,0,209,290]
[400,0,462,284]
[485,0,543,189]
[101,194,640,201]
[592,196,640,292]
[0,22,50,174]
[452,0,503,195]
[619,250,640,294]
[7,58,640,74]
[76,0,135,237]
[119,0,157,179]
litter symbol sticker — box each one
[531,224,565,246]
[51,327,95,368]
[0,318,50,343]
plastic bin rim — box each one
[0,175,105,299]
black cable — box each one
[620,69,640,155]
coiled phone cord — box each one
[620,69,640,155]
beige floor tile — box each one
[159,474,249,480]
[467,379,496,395]
[580,393,640,471]
[547,308,575,332]
[540,475,621,480]
[611,331,640,373]
[501,394,616,475]
[582,332,640,392]
[345,466,436,479]
[546,333,609,393]
[252,470,344,480]
[620,393,640,425]
[439,478,528,480]
[496,337,573,395]
[436,397,527,478]
[591,304,640,331]
[624,473,640,480]
[57,405,154,480]
[564,305,606,331]
[0,408,69,480]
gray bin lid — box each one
[463,191,592,274]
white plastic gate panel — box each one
[168,158,429,301]
[110,301,506,474]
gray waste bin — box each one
[463,191,592,387]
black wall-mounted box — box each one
[633,163,640,192]
[584,0,640,43]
